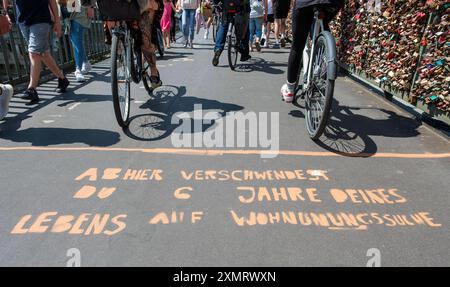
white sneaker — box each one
[81,62,92,74]
[0,84,13,120]
[204,30,209,39]
[281,83,295,103]
[75,69,85,82]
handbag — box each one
[0,15,10,36]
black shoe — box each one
[212,51,221,66]
[240,54,251,62]
[260,38,266,46]
[56,77,70,93]
[22,88,39,105]
[280,37,286,48]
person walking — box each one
[62,3,94,82]
[177,0,200,48]
[249,0,267,52]
[170,0,178,43]
[2,0,70,105]
[272,0,290,48]
[0,5,13,120]
[161,0,176,48]
[262,0,273,47]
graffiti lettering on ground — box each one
[10,167,442,235]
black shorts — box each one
[266,14,274,23]
[273,0,291,19]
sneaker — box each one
[240,53,251,62]
[56,77,70,93]
[212,50,221,66]
[150,72,162,90]
[273,42,280,49]
[0,84,13,120]
[280,37,286,48]
[81,62,92,74]
[255,40,261,52]
[281,83,294,103]
[189,41,194,49]
[183,40,188,48]
[263,41,269,48]
[22,88,39,105]
[204,30,209,39]
[260,37,266,47]
[75,69,85,82]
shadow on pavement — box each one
[290,98,422,157]
[217,57,285,74]
[0,65,121,147]
[124,85,244,141]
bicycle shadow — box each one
[217,57,285,74]
[289,98,421,157]
[124,85,244,141]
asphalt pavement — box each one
[0,35,449,267]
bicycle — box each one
[294,6,338,140]
[98,0,159,128]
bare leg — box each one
[41,51,65,79]
[140,10,159,77]
[28,53,43,89]
[274,19,280,43]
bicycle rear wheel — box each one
[305,31,336,140]
[227,23,238,71]
[111,31,131,128]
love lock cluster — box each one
[330,0,449,113]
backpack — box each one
[223,0,241,14]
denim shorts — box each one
[19,23,52,54]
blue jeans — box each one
[70,20,87,70]
[182,9,196,42]
[249,17,263,43]
[214,13,250,55]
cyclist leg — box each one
[235,12,251,61]
[281,6,313,102]
[140,10,162,87]
[212,14,230,66]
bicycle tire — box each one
[227,24,238,71]
[305,31,336,140]
[111,32,131,128]
[130,37,142,84]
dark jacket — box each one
[295,0,344,9]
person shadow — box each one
[290,98,421,157]
[0,115,121,147]
[124,85,244,141]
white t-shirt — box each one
[250,0,265,18]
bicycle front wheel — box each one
[305,31,336,140]
[111,32,131,128]
[227,24,238,71]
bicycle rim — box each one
[305,34,335,140]
[142,62,153,96]
[111,33,131,128]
